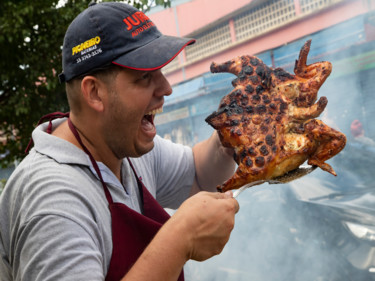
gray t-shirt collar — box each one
[32,118,91,167]
[31,118,129,192]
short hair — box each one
[66,64,123,114]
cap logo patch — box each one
[71,36,102,64]
[123,11,155,37]
[72,36,101,55]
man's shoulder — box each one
[12,149,88,182]
[3,150,105,215]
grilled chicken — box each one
[206,40,346,192]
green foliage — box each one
[0,0,171,168]
[0,179,6,194]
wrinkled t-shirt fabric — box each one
[0,118,194,281]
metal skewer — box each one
[233,165,317,198]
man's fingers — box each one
[198,191,239,213]
[207,191,227,199]
[223,191,239,213]
[223,190,233,198]
[210,191,240,213]
[207,190,233,199]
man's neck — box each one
[52,119,122,181]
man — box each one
[0,2,239,281]
[350,119,375,146]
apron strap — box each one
[25,112,70,154]
[126,158,144,209]
[26,111,114,204]
[67,118,114,205]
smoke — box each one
[183,178,359,281]
[178,36,375,277]
[176,41,375,279]
[157,3,375,280]
[180,32,375,281]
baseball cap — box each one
[58,2,195,83]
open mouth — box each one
[142,107,163,129]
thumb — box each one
[223,190,234,199]
[222,191,240,213]
[210,191,233,199]
[207,191,240,213]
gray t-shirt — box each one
[0,119,194,281]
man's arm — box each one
[122,191,238,281]
[191,131,236,194]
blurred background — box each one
[151,0,375,280]
[1,0,375,280]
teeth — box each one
[146,107,163,116]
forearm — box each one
[192,131,235,193]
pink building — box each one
[151,0,375,145]
[148,0,375,85]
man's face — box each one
[102,68,172,159]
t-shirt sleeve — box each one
[1,155,111,281]
[133,135,195,209]
[13,214,105,281]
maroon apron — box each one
[104,160,185,281]
[28,113,184,281]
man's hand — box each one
[168,191,239,261]
[121,191,239,281]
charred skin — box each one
[205,40,346,192]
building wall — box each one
[148,0,375,86]
[149,0,253,37]
[154,8,375,146]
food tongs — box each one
[232,165,317,198]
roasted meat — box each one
[206,40,346,192]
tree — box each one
[0,0,170,168]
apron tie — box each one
[25,112,70,154]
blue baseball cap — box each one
[58,2,195,83]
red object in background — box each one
[350,119,364,138]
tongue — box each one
[141,116,155,131]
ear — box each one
[80,76,106,112]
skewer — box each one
[233,165,317,198]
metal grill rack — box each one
[163,22,232,73]
[300,0,344,14]
[185,23,232,63]
[234,0,296,42]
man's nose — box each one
[154,70,172,97]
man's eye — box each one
[141,73,151,80]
